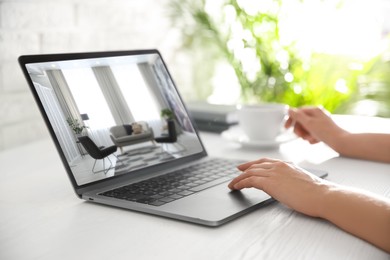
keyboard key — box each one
[150,194,164,199]
[168,188,183,193]
[149,200,166,206]
[177,190,194,196]
[189,177,231,192]
[177,185,191,190]
[168,194,183,200]
[160,197,176,203]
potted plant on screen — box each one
[160,108,178,134]
[66,117,88,136]
[160,108,174,121]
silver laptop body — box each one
[19,49,324,226]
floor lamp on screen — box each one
[80,113,90,136]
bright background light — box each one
[208,0,387,105]
[280,0,384,59]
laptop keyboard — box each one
[99,158,242,206]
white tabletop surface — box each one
[1,115,389,260]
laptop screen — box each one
[22,51,204,186]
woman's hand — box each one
[285,106,390,162]
[284,106,347,145]
[228,157,390,252]
[228,158,331,217]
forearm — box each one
[328,133,390,163]
[319,185,390,252]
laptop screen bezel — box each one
[18,49,208,197]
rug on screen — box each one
[115,145,174,174]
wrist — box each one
[314,182,339,219]
[324,127,350,154]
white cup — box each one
[237,103,289,141]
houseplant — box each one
[160,108,174,120]
[167,0,372,113]
[66,117,87,136]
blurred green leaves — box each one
[168,0,390,115]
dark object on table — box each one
[187,102,238,133]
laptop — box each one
[18,49,327,226]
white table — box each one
[1,115,389,260]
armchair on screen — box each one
[78,136,117,174]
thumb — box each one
[289,108,310,125]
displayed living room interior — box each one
[26,53,203,185]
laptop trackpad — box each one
[161,183,272,226]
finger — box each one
[228,167,271,189]
[293,123,311,139]
[294,128,318,143]
[300,106,329,117]
[307,137,320,144]
[231,176,266,190]
[290,109,311,126]
[299,106,319,114]
[247,162,275,170]
[284,108,296,128]
[284,116,294,129]
[237,158,281,171]
[228,170,261,189]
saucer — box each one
[221,125,296,148]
